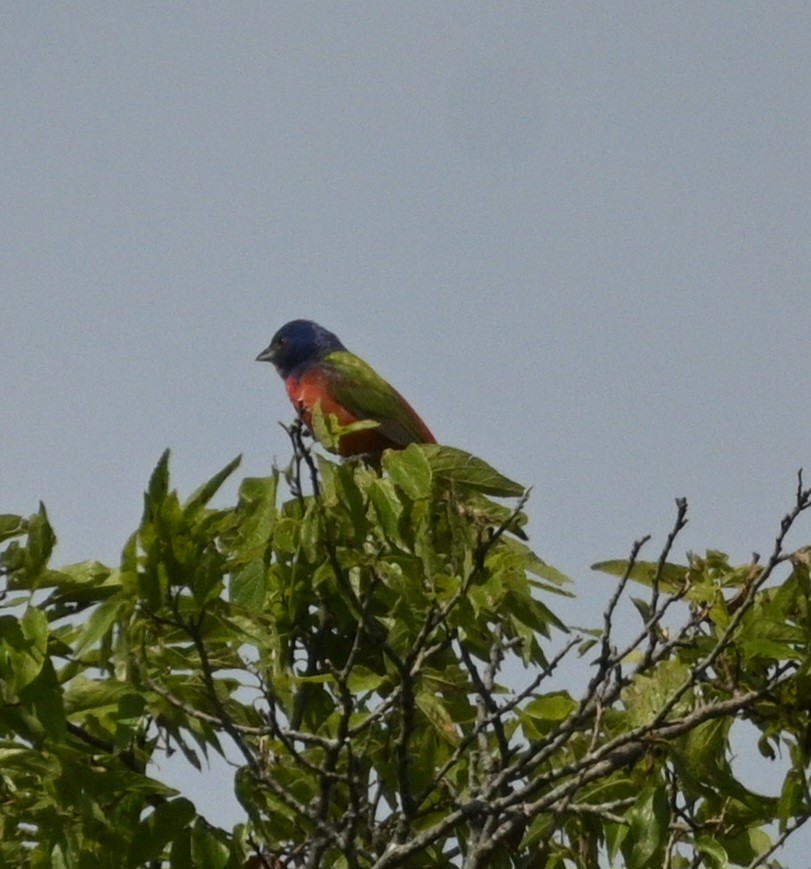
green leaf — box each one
[169,829,194,869]
[622,659,689,726]
[310,403,380,452]
[22,658,65,739]
[623,783,669,869]
[422,445,524,497]
[724,828,771,865]
[416,690,460,744]
[63,675,135,715]
[332,463,368,535]
[189,547,226,605]
[147,449,171,507]
[293,673,333,685]
[25,503,56,582]
[2,608,49,692]
[74,594,126,656]
[130,798,196,865]
[592,558,687,592]
[605,818,628,863]
[299,501,322,560]
[229,560,266,610]
[383,444,433,500]
[234,474,278,550]
[48,559,115,590]
[49,843,69,869]
[184,455,242,516]
[695,835,728,868]
[190,819,233,869]
[777,769,804,823]
[0,514,24,543]
[272,517,300,555]
[504,589,565,636]
[676,718,728,786]
[526,557,570,588]
[631,596,653,624]
[524,692,576,723]
[346,666,387,693]
[369,477,405,543]
[21,606,48,655]
[520,692,577,739]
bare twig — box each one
[643,498,689,666]
[596,532,651,683]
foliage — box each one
[1,427,811,868]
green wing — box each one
[322,350,432,446]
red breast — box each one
[286,369,404,456]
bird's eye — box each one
[275,337,287,349]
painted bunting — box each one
[256,319,436,457]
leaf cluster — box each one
[1,442,811,868]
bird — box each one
[256,319,436,457]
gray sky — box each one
[3,4,810,860]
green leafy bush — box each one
[1,437,810,868]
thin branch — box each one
[458,641,511,765]
[642,476,811,732]
[393,661,417,840]
[746,814,810,868]
[596,532,650,682]
[643,498,689,666]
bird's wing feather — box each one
[321,351,434,446]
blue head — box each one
[256,319,346,379]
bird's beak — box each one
[256,344,275,363]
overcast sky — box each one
[3,4,810,860]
